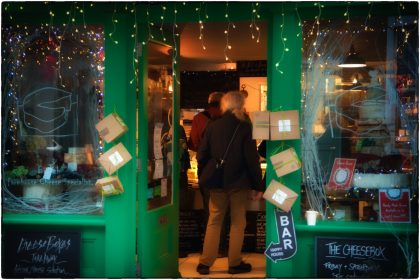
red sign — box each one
[327,158,357,190]
[379,189,411,223]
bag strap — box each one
[221,123,241,162]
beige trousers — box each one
[199,188,249,267]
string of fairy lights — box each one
[1,3,418,219]
[250,2,261,43]
[196,2,208,50]
[223,2,236,62]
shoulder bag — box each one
[199,123,241,189]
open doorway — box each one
[177,21,267,278]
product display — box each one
[251,111,270,140]
[98,142,132,175]
[96,113,128,143]
[95,176,124,196]
[270,110,300,140]
[263,179,298,212]
[270,147,301,178]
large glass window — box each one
[301,16,418,223]
[2,24,105,214]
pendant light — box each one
[338,44,366,68]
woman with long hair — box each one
[196,91,263,275]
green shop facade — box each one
[1,1,418,278]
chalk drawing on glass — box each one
[17,87,78,137]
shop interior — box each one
[177,21,267,278]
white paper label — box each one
[68,162,78,172]
[108,151,124,166]
[153,159,164,179]
[153,123,164,159]
[272,189,288,205]
[102,184,115,195]
[161,178,168,197]
[43,167,54,180]
[278,119,291,132]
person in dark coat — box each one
[196,91,263,275]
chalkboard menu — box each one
[179,210,204,252]
[3,231,81,278]
[243,211,266,253]
[315,236,400,278]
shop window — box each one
[2,25,105,214]
[301,16,418,223]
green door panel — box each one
[137,26,180,277]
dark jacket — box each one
[197,111,263,191]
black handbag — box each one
[199,123,240,188]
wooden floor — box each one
[179,253,266,278]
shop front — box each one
[1,2,418,278]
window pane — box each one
[146,41,174,210]
[2,25,105,214]
[301,16,418,223]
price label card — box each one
[43,167,54,180]
[327,158,357,190]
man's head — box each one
[208,91,224,107]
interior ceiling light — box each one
[338,44,367,68]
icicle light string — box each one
[295,3,302,37]
[81,2,86,29]
[344,2,350,24]
[275,4,287,74]
[109,4,119,45]
[223,2,235,62]
[57,3,75,87]
[250,2,261,43]
[196,2,206,50]
[160,4,167,42]
[363,1,373,31]
[130,3,137,85]
[172,2,180,85]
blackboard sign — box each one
[179,210,204,252]
[265,209,297,262]
[243,211,266,253]
[3,231,81,278]
[315,236,400,278]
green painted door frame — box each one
[136,26,180,277]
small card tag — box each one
[278,119,291,132]
[43,167,54,180]
[102,184,115,195]
[109,151,124,166]
[68,162,78,172]
[272,189,288,204]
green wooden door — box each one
[137,30,180,277]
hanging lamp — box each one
[338,44,367,68]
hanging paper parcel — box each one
[252,110,300,140]
[96,176,124,196]
[270,110,300,140]
[263,179,298,212]
[98,142,132,175]
[270,147,301,178]
[96,113,128,143]
[252,111,270,139]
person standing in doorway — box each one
[187,91,227,256]
[196,91,263,275]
